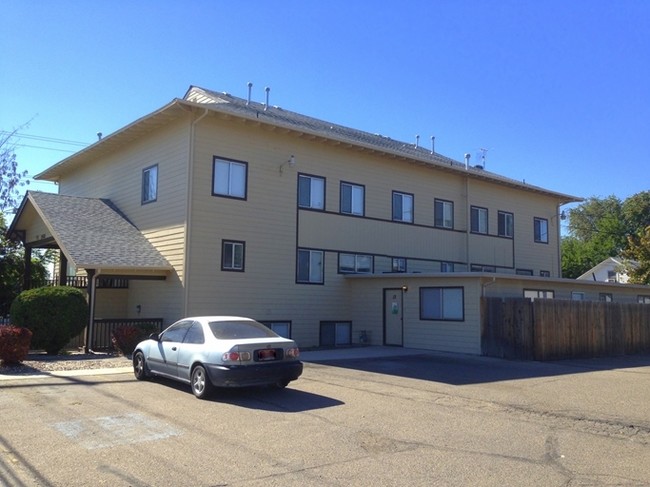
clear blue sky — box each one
[2,0,649,207]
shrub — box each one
[112,323,159,356]
[0,325,32,364]
[10,286,88,355]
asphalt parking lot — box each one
[1,348,650,486]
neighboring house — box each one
[577,257,636,284]
[8,86,650,354]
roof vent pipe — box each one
[464,153,471,170]
[246,82,253,105]
[97,132,102,140]
[264,87,270,111]
[431,136,435,154]
[415,135,420,149]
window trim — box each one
[340,181,365,216]
[470,206,488,234]
[298,173,326,210]
[420,286,465,321]
[212,156,248,200]
[534,217,549,244]
[498,211,514,238]
[141,164,158,205]
[392,190,414,223]
[297,248,324,284]
[434,198,454,229]
[338,253,373,274]
[221,240,245,272]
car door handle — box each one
[171,346,177,351]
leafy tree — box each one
[622,226,650,284]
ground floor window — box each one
[320,321,351,347]
[222,240,245,271]
[262,321,291,338]
[524,289,555,300]
[638,295,650,304]
[420,287,464,321]
[599,293,613,302]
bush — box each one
[112,323,159,356]
[0,325,32,364]
[10,286,88,355]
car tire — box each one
[191,365,213,399]
[275,379,290,389]
[133,351,149,380]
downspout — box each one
[556,203,563,277]
[182,108,209,316]
[465,174,470,271]
[85,269,98,353]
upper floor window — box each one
[420,287,464,321]
[470,206,488,234]
[213,157,247,199]
[339,253,372,274]
[434,199,454,229]
[534,217,549,243]
[540,270,551,277]
[516,269,534,276]
[498,211,514,238]
[392,257,407,273]
[298,174,325,210]
[222,240,245,272]
[392,191,413,223]
[441,262,454,273]
[297,249,324,284]
[340,182,364,216]
[142,164,158,204]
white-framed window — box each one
[392,257,407,273]
[339,253,372,274]
[441,262,454,273]
[571,292,585,301]
[340,182,364,216]
[297,249,324,283]
[221,240,245,271]
[434,199,454,229]
[534,217,549,243]
[298,174,325,210]
[392,191,413,223]
[470,206,488,234]
[213,157,247,199]
[420,287,464,321]
[638,295,650,304]
[142,164,158,204]
[498,211,514,238]
[599,293,613,302]
[524,289,555,300]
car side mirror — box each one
[149,333,160,341]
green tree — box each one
[622,226,650,285]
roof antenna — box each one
[430,136,435,154]
[246,82,253,106]
[264,87,270,111]
[415,135,420,149]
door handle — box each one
[171,346,177,351]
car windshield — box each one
[208,320,279,340]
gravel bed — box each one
[0,352,132,375]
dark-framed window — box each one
[298,174,325,210]
[498,211,514,238]
[599,293,613,302]
[222,240,245,271]
[540,270,551,277]
[297,249,324,284]
[571,292,585,301]
[392,191,413,223]
[434,199,454,229]
[213,157,247,199]
[441,262,454,272]
[516,269,534,276]
[142,164,158,204]
[534,217,549,243]
[524,289,555,300]
[262,321,292,338]
[471,264,496,272]
[340,181,365,216]
[339,253,372,274]
[470,206,488,234]
[420,287,464,321]
[320,321,352,347]
[392,257,407,273]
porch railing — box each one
[46,276,129,289]
[67,318,164,351]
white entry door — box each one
[384,289,403,346]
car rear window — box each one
[209,320,279,340]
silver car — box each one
[133,316,303,398]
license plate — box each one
[257,349,277,361]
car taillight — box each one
[222,351,252,362]
[286,347,300,359]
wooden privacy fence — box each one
[66,318,164,351]
[481,298,650,361]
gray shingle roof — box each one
[26,192,172,271]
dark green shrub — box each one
[0,325,32,364]
[10,286,88,355]
[112,323,159,356]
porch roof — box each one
[8,191,173,275]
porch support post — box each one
[23,245,32,290]
[58,252,68,286]
[84,268,97,353]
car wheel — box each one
[275,379,290,389]
[133,351,149,380]
[191,365,213,399]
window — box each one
[297,249,324,283]
[498,211,514,238]
[540,270,551,277]
[434,199,454,229]
[571,292,585,301]
[441,262,454,273]
[263,321,291,338]
[471,264,496,272]
[339,253,372,273]
[420,287,464,321]
[534,217,549,243]
[470,206,488,234]
[160,320,194,342]
[340,182,364,215]
[392,258,407,273]
[142,164,158,204]
[320,321,351,346]
[183,322,205,344]
[392,191,413,223]
[599,293,613,302]
[638,295,650,304]
[222,240,245,271]
[298,174,325,209]
[516,269,534,276]
[607,270,617,283]
[524,289,555,300]
[213,157,247,199]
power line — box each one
[0,131,90,147]
[15,143,77,153]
